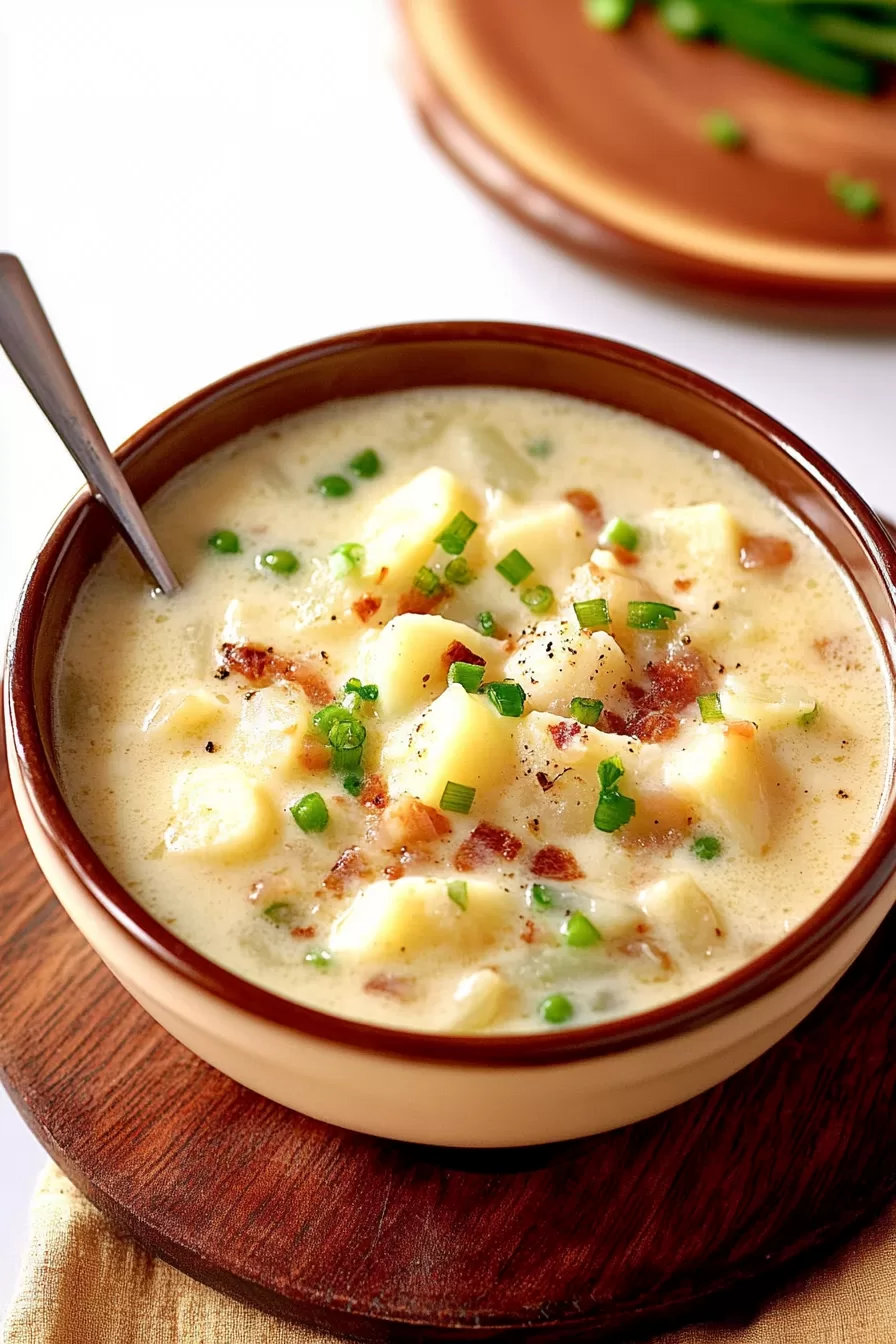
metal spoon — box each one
[0,253,179,595]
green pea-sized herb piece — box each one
[317,474,352,498]
[482,681,526,718]
[304,948,332,969]
[583,0,635,30]
[257,548,299,575]
[563,911,602,948]
[291,792,329,833]
[658,0,713,40]
[702,109,746,151]
[521,584,554,614]
[349,448,381,478]
[207,529,240,554]
[448,661,485,692]
[343,773,363,797]
[436,511,478,556]
[797,702,819,728]
[445,557,475,586]
[570,696,604,727]
[528,882,556,909]
[698,692,725,723]
[478,611,498,637]
[495,548,534,586]
[439,780,476,814]
[828,172,881,219]
[573,598,611,629]
[599,517,639,552]
[447,879,468,911]
[525,437,553,458]
[414,565,442,597]
[262,902,294,926]
[692,834,722,861]
[329,542,364,577]
[539,993,575,1026]
[627,600,680,630]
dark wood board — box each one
[1,748,895,1342]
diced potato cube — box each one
[232,684,308,773]
[364,614,501,717]
[435,422,538,497]
[587,895,644,942]
[518,711,640,779]
[449,967,509,1030]
[719,679,816,730]
[664,723,769,854]
[648,503,742,576]
[360,467,476,592]
[639,873,725,957]
[504,621,631,715]
[329,876,512,960]
[564,562,655,656]
[143,687,223,738]
[165,764,277,860]
[384,684,515,810]
[486,502,592,589]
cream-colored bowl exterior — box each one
[10,738,895,1147]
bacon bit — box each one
[360,773,389,811]
[535,771,554,792]
[725,720,756,740]
[290,925,316,940]
[301,736,331,772]
[611,545,640,567]
[520,919,537,945]
[530,845,584,881]
[624,681,646,704]
[382,795,452,846]
[383,863,403,881]
[352,594,382,624]
[455,821,523,871]
[220,643,333,706]
[739,535,794,570]
[673,578,694,592]
[322,846,371,896]
[625,708,679,744]
[548,720,582,749]
[364,973,416,1002]
[397,585,449,616]
[565,489,603,529]
[374,566,389,586]
[600,709,628,735]
[443,639,486,670]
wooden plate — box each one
[401,0,896,321]
[2,746,896,1341]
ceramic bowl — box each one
[6,321,896,1147]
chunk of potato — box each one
[639,873,725,957]
[564,562,655,656]
[449,967,509,1030]
[435,422,538,497]
[364,614,501,717]
[360,467,476,592]
[384,684,515,810]
[504,621,631,715]
[515,711,646,834]
[587,894,644,942]
[143,687,223,738]
[232,684,308,773]
[487,501,592,590]
[329,876,512,960]
[719,678,816,730]
[164,764,277,860]
[664,723,769,854]
[648,503,742,576]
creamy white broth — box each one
[54,388,889,1033]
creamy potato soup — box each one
[54,388,889,1033]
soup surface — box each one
[55,388,889,1033]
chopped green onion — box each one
[478,611,498,638]
[797,703,819,728]
[710,2,877,97]
[594,790,637,833]
[207,529,240,554]
[563,911,602,948]
[349,448,381,478]
[583,0,635,30]
[597,755,625,791]
[317,474,352,498]
[482,681,526,718]
[312,704,355,739]
[445,557,475,586]
[627,600,680,630]
[439,780,476,814]
[701,109,746,151]
[329,542,364,577]
[304,948,332,969]
[528,882,556,909]
[539,993,574,1026]
[262,902,294,925]
[570,696,603,726]
[698,692,725,723]
[495,549,534,586]
[360,683,378,701]
[526,437,553,458]
[692,834,722,861]
[521,584,554,614]
[257,548,299,575]
[343,773,363,797]
[436,511,478,556]
[329,717,366,772]
[573,598,611,629]
[414,565,442,597]
[599,517,638,552]
[448,661,485,692]
[343,678,378,702]
[658,0,713,39]
[828,172,880,219]
[291,792,329,833]
[447,879,468,911]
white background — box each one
[1,0,894,1314]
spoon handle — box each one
[0,254,179,595]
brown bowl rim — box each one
[7,319,896,1066]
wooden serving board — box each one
[2,748,896,1341]
[401,0,896,321]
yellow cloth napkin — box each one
[3,1164,895,1344]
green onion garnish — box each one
[343,773,363,797]
[495,549,534,586]
[599,517,638,552]
[291,792,329,833]
[692,834,722,861]
[583,0,635,31]
[698,692,724,723]
[329,717,366,772]
[797,703,819,728]
[349,448,381,478]
[482,681,526,718]
[439,780,476,814]
[570,696,603,726]
[478,611,498,638]
[436,511,478,556]
[447,879,468,911]
[563,911,602,948]
[304,948,332,969]
[257,548,299,575]
[329,542,364,577]
[828,172,880,220]
[701,109,746,151]
[627,601,679,630]
[344,678,378,702]
[317,474,352,498]
[445,557,475,586]
[573,598,611,629]
[594,754,636,834]
[597,755,625,791]
[207,529,240,554]
[262,902,294,925]
[526,437,553,458]
[312,704,355,738]
[448,661,485,692]
[521,584,554,614]
[414,565,442,597]
[528,882,556,909]
[539,993,574,1026]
